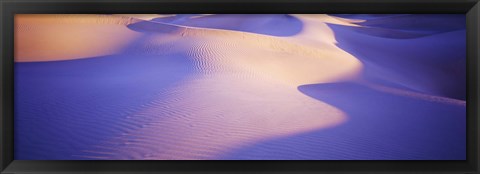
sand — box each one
[14,14,466,160]
[15,14,143,62]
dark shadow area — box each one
[150,14,304,37]
[329,14,408,20]
[127,20,184,33]
[357,14,466,33]
[330,14,466,39]
[326,16,466,100]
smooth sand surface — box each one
[15,15,143,62]
[14,14,466,160]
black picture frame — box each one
[1,0,479,173]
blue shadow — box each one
[149,14,304,37]
[14,51,196,159]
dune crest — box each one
[121,14,363,85]
[71,14,361,159]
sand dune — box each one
[15,14,143,62]
[354,14,466,33]
[14,14,466,160]
[327,18,466,100]
[117,15,363,85]
[217,14,465,159]
[331,14,466,40]
[73,14,357,159]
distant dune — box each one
[14,14,466,160]
[15,14,143,62]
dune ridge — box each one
[70,14,357,159]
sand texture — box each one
[14,14,466,160]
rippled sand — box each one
[14,14,466,160]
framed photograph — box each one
[1,0,479,173]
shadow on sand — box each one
[149,14,304,37]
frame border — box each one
[1,0,479,173]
